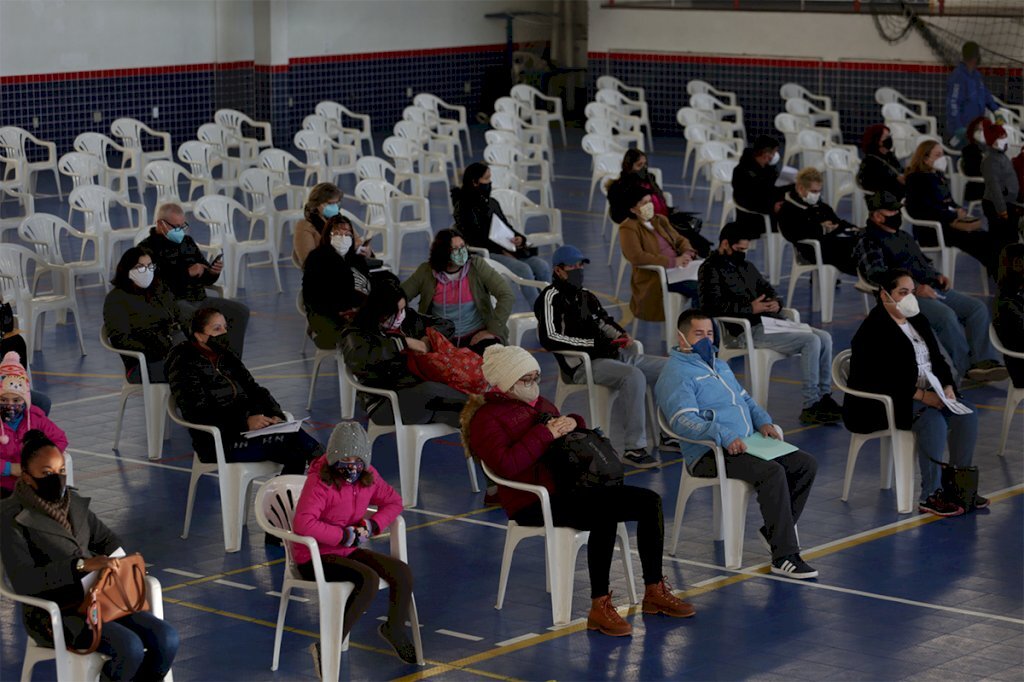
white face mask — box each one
[508,382,540,405]
[931,156,948,173]
[129,268,154,289]
[995,137,1009,152]
[973,129,986,144]
[638,203,655,221]
[805,191,821,205]
[888,290,920,318]
[770,151,781,166]
[331,234,352,256]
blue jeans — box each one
[96,611,179,681]
[576,343,666,450]
[749,325,834,408]
[911,399,978,501]
[489,254,552,306]
[918,291,997,377]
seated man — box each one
[732,135,789,236]
[536,245,667,469]
[699,223,840,425]
[853,191,1007,382]
[656,310,819,579]
[778,167,861,275]
[139,202,250,356]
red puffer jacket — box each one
[464,392,584,518]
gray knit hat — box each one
[325,421,372,466]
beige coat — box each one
[619,215,692,321]
[292,218,320,268]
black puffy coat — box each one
[102,282,186,374]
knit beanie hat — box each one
[984,123,1007,147]
[325,420,372,467]
[482,345,540,393]
[0,351,31,445]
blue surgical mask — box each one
[681,334,716,367]
[166,228,186,244]
[322,203,340,219]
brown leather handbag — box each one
[74,553,149,654]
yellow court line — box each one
[392,486,1024,682]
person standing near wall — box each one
[946,41,1000,148]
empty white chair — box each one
[110,118,173,196]
[882,102,938,137]
[584,116,644,152]
[238,167,304,258]
[795,129,830,171]
[875,86,928,116]
[596,88,653,150]
[825,147,868,226]
[403,105,465,172]
[192,194,282,298]
[690,93,746,143]
[143,160,200,213]
[73,132,135,195]
[256,476,425,680]
[57,152,104,195]
[19,213,106,291]
[294,128,359,188]
[315,101,375,156]
[0,126,62,199]
[259,146,318,191]
[214,108,273,166]
[511,83,566,147]
[687,79,738,104]
[491,111,552,158]
[356,155,415,195]
[785,239,840,324]
[354,179,431,272]
[484,143,553,209]
[491,188,563,248]
[690,140,739,198]
[99,325,170,461]
[414,92,473,156]
[382,135,449,198]
[988,326,1023,457]
[0,159,35,237]
[480,461,638,626]
[178,140,235,198]
[197,123,244,184]
[785,99,842,143]
[775,113,805,169]
[596,75,646,102]
[706,159,739,228]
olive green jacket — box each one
[401,257,514,341]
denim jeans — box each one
[749,325,833,408]
[489,254,552,306]
[95,611,179,681]
[911,399,979,501]
[574,343,666,450]
[918,292,997,377]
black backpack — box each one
[544,429,624,493]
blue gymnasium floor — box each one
[1,126,1022,682]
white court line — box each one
[249,358,310,371]
[494,632,542,647]
[404,508,508,529]
[213,579,257,591]
[435,629,485,642]
[267,590,310,603]
[52,392,122,409]
[67,448,195,473]
[163,568,204,578]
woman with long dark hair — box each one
[857,123,906,200]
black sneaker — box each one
[309,642,322,681]
[623,449,659,469]
[966,360,1009,383]
[918,490,964,517]
[378,623,418,665]
[659,435,681,450]
[799,403,840,425]
[974,494,990,510]
[771,554,818,579]
[817,394,843,418]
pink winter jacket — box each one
[291,456,403,566]
[0,406,69,493]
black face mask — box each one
[565,269,585,289]
[636,166,650,180]
[729,251,747,263]
[478,182,492,199]
[32,473,67,503]
[880,137,894,151]
[882,213,903,230]
[207,333,232,351]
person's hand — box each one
[546,416,576,438]
[916,284,939,299]
[759,424,781,440]
[675,253,693,268]
[247,414,273,430]
[752,295,780,314]
[404,337,428,353]
[935,275,951,291]
[209,259,224,275]
[268,416,283,425]
[998,211,1009,219]
[897,174,906,184]
[187,263,206,278]
[821,221,838,233]
[611,334,631,349]
[513,235,524,247]
[773,201,784,214]
[921,391,944,409]
[956,208,968,219]
[726,438,747,455]
[82,556,122,573]
[943,385,956,401]
[470,330,497,346]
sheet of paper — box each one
[242,417,309,439]
[741,434,799,461]
[666,259,704,284]
[80,546,126,592]
[488,214,518,252]
[761,317,814,335]
[924,371,974,415]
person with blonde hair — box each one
[293,182,343,267]
[778,167,861,274]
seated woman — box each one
[778,167,861,275]
[293,421,417,667]
[0,353,67,497]
[0,431,179,680]
[401,229,514,355]
[166,308,321,482]
[905,139,1000,274]
[293,182,343,268]
[450,162,552,304]
[103,247,187,383]
[463,344,694,638]
[618,187,700,315]
[341,283,467,428]
[842,269,985,517]
[980,123,1023,247]
[302,213,391,350]
[995,244,1024,389]
[857,123,905,201]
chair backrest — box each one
[74,132,125,160]
[354,179,393,227]
[58,152,103,188]
[831,349,853,392]
[774,113,802,135]
[293,129,328,160]
[596,75,644,101]
[143,160,191,203]
[0,127,32,158]
[483,143,522,169]
[584,102,616,121]
[256,474,308,576]
[356,156,397,182]
[581,133,621,157]
[491,188,528,223]
[593,152,621,177]
[215,108,263,138]
[697,141,734,163]
[19,213,70,264]
[0,244,39,296]
[711,159,739,183]
[68,184,118,231]
[825,147,857,173]
[197,122,234,152]
[238,168,277,212]
[259,148,305,178]
[677,107,710,129]
[779,82,809,101]
[177,140,221,179]
[193,194,249,245]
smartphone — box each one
[211,252,224,266]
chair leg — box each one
[396,428,421,508]
[307,353,326,410]
[998,392,1020,456]
[892,432,916,514]
[669,476,697,556]
[219,470,248,552]
[842,436,867,502]
[722,482,749,570]
[145,385,170,460]
[318,584,350,682]
[495,528,523,610]
[338,353,355,420]
[181,458,203,539]
[270,586,292,671]
[615,523,639,605]
[408,594,425,665]
[112,387,132,451]
[465,456,480,494]
[549,532,579,626]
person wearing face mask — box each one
[980,123,1023,246]
[402,229,514,355]
[843,270,984,516]
[857,123,906,201]
[946,41,1000,148]
[293,182,344,268]
[905,139,1002,275]
[0,354,68,497]
[959,116,990,204]
[656,310,820,578]
[854,191,1007,382]
[536,245,668,468]
[341,283,467,428]
[0,430,180,680]
[463,344,694,637]
[732,135,791,237]
[450,162,552,305]
[292,422,417,668]
[778,167,861,275]
[699,223,841,425]
[139,202,250,357]
[102,247,188,384]
[166,309,322,522]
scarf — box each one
[14,478,74,536]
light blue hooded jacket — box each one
[655,347,773,467]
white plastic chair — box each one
[690,140,739,198]
[168,393,284,552]
[875,87,928,116]
[110,118,173,197]
[238,167,305,258]
[989,326,1023,457]
[294,129,358,188]
[784,99,842,144]
[299,291,356,420]
[57,152,105,198]
[67,185,147,278]
[706,160,739,228]
[0,126,62,199]
[99,325,170,461]
[414,93,472,156]
[260,147,318,192]
[255,476,425,679]
[657,411,757,569]
[793,129,830,171]
[356,155,415,195]
[734,204,784,285]
[491,188,562,248]
[19,213,106,291]
[0,156,35,236]
[484,143,553,209]
[882,102,938,137]
[403,105,465,173]
[354,179,430,273]
[193,194,282,298]
[382,135,450,199]
[343,365,477,507]
[511,83,566,148]
[73,132,135,196]
[215,108,273,167]
[780,82,833,109]
[825,147,868,226]
[584,116,644,153]
[315,101,375,156]
[197,123,245,185]
[491,111,552,158]
[177,140,234,198]
[143,160,200,213]
[832,350,916,514]
[628,265,692,354]
[596,75,646,103]
[689,93,746,143]
[481,257,545,344]
[687,79,738,105]
[596,88,653,151]
[784,239,840,324]
[0,244,86,356]
[715,309,801,408]
[479,461,638,626]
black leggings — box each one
[298,549,414,639]
[512,485,664,598]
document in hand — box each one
[761,317,814,335]
[242,417,309,439]
[488,214,518,252]
[741,433,799,461]
[666,259,704,284]
[924,371,974,415]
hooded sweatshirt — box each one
[0,406,69,493]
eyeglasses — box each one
[162,219,190,231]
[517,373,541,387]
[132,264,156,273]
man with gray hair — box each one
[139,203,250,355]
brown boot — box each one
[642,578,696,618]
[586,592,632,637]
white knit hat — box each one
[482,345,540,393]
